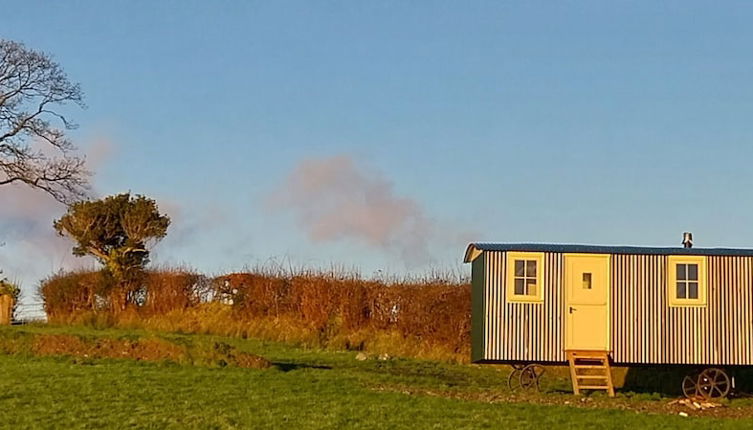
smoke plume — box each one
[268,155,435,265]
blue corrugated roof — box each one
[464,242,753,262]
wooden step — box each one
[566,350,615,397]
[574,368,607,374]
[572,361,607,366]
[570,353,607,358]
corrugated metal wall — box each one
[611,255,753,365]
[482,251,566,362]
[479,251,753,365]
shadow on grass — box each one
[621,367,687,396]
[621,366,753,397]
[272,362,333,372]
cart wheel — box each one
[507,367,522,391]
[698,368,731,400]
[519,364,545,391]
[682,374,699,398]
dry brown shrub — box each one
[40,270,113,319]
[292,274,341,331]
[142,269,207,314]
[222,273,292,318]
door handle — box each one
[569,306,576,314]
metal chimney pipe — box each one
[682,232,693,248]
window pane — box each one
[687,264,698,281]
[515,260,525,277]
[676,264,687,281]
[526,279,537,296]
[688,282,699,299]
[514,279,525,295]
[526,260,537,277]
[676,281,687,299]
[582,273,592,289]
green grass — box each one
[0,325,751,429]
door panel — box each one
[567,257,608,305]
[565,254,610,351]
[567,306,608,350]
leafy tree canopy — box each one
[54,193,170,280]
[0,276,20,300]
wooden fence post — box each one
[0,295,13,325]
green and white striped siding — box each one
[479,251,566,362]
[611,255,753,365]
[474,251,753,365]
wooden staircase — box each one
[566,350,615,397]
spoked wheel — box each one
[519,364,545,391]
[682,373,699,398]
[698,368,731,400]
[507,364,526,391]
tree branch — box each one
[0,39,88,203]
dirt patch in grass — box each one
[369,383,753,419]
[0,332,271,370]
[32,335,186,362]
[204,341,272,369]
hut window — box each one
[676,264,698,299]
[514,260,537,295]
[667,256,707,307]
[506,252,545,303]
[582,273,592,289]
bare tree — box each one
[0,39,89,203]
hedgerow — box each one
[39,268,471,362]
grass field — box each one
[0,326,752,429]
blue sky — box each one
[3,1,753,294]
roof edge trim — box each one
[463,244,483,263]
[465,242,753,257]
